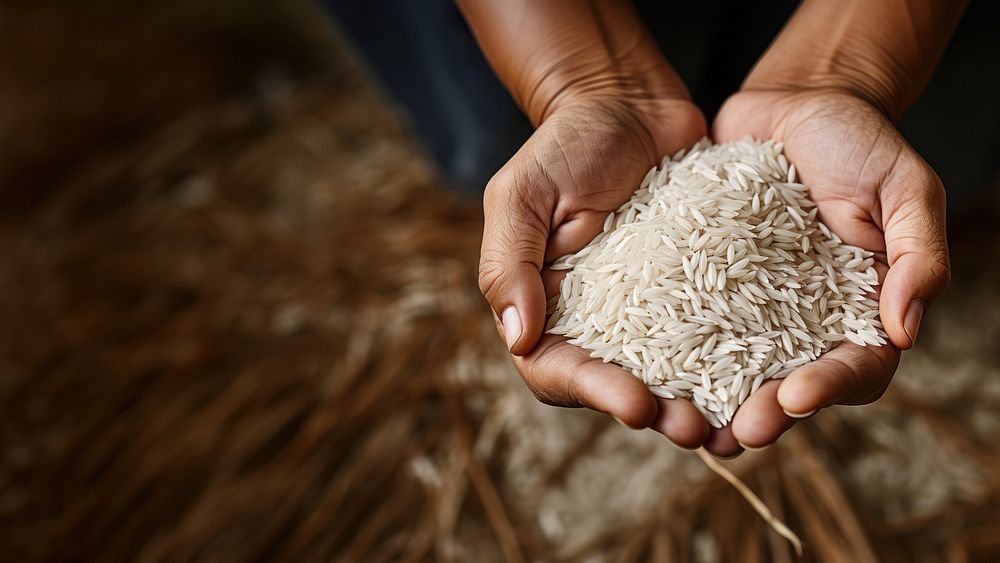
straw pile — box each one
[1,3,1000,561]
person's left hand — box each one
[706,88,951,457]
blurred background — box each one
[1,1,999,561]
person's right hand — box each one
[478,94,714,448]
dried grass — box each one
[1,5,999,562]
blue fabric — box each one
[321,0,531,192]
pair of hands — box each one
[478,87,950,458]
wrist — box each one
[515,52,691,125]
[524,59,691,126]
[742,49,908,122]
[458,0,694,126]
[740,0,967,123]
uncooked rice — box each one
[547,138,886,426]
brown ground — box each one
[1,2,999,562]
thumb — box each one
[479,158,552,356]
[880,156,951,349]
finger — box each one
[542,263,708,443]
[511,334,658,428]
[731,380,796,450]
[880,156,951,349]
[812,199,887,254]
[542,269,696,440]
[479,154,555,356]
[703,425,743,459]
[776,341,901,417]
[541,268,706,443]
[542,267,568,299]
[545,210,612,262]
[650,397,711,449]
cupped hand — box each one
[712,89,951,455]
[479,96,710,448]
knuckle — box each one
[860,378,891,404]
[929,250,952,295]
[521,343,575,408]
[523,362,564,407]
[927,171,946,202]
[483,168,512,205]
[915,165,947,210]
[485,156,554,209]
[477,254,506,300]
[478,241,545,301]
[483,172,552,246]
[885,153,945,208]
[856,349,896,404]
[528,385,563,408]
[483,168,524,218]
[914,229,952,297]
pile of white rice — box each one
[547,138,886,427]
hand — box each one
[711,89,951,456]
[479,95,713,448]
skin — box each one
[463,0,715,447]
[482,87,713,446]
[714,89,948,454]
[459,0,965,457]
[708,0,963,453]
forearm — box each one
[744,0,967,120]
[455,0,689,125]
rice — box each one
[546,138,885,426]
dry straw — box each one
[548,138,885,425]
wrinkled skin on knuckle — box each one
[922,250,952,300]
[883,152,943,209]
[526,383,567,408]
[910,234,951,292]
[520,348,575,408]
[853,374,892,406]
[485,151,557,214]
[832,346,898,406]
[856,354,894,404]
[882,158,952,292]
[514,356,552,404]
[477,253,505,303]
[915,214,952,294]
[935,253,953,294]
[478,162,552,302]
[477,238,546,304]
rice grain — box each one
[547,138,885,425]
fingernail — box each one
[612,416,631,429]
[904,299,925,347]
[501,306,521,351]
[782,408,817,419]
[737,441,766,451]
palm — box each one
[719,91,896,256]
[710,90,937,449]
[517,100,708,262]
